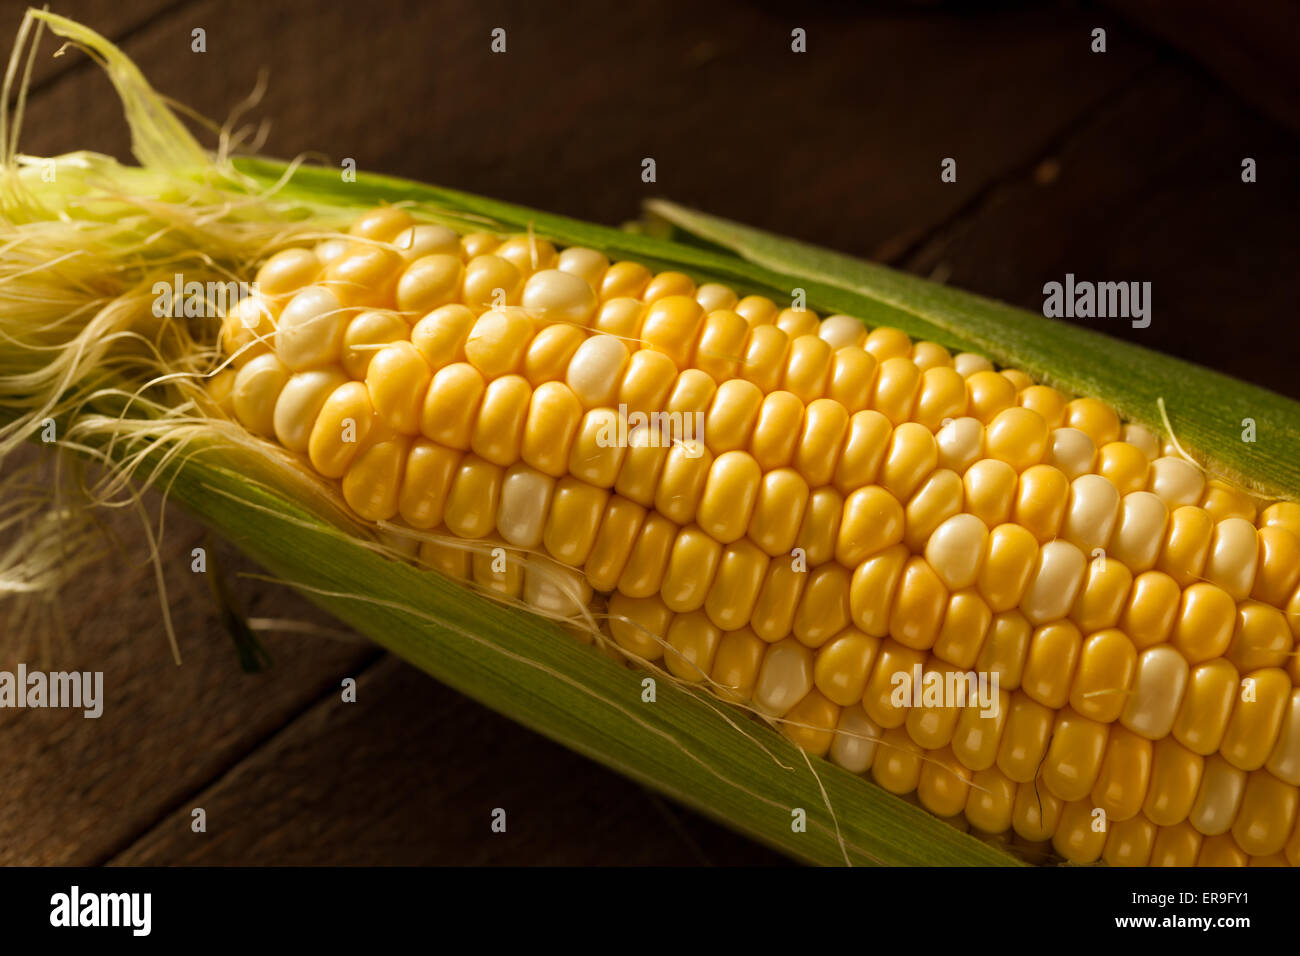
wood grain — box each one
[905,61,1300,400]
[111,655,790,865]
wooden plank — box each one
[16,0,1153,263]
[1100,0,1300,132]
[110,655,790,865]
[905,61,1300,401]
[0,445,376,864]
[0,0,182,92]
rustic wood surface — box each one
[0,0,1295,866]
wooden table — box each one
[1,0,1295,865]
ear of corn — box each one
[206,207,1300,866]
[5,10,1300,868]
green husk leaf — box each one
[644,201,1300,502]
[2,8,1022,868]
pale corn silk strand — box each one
[2,5,1300,868]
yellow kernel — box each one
[1013,464,1070,542]
[568,407,627,487]
[308,381,373,478]
[1172,581,1237,664]
[781,688,841,757]
[985,406,1049,471]
[997,692,1054,783]
[462,254,523,310]
[832,409,892,494]
[976,524,1038,613]
[1069,627,1135,723]
[1157,504,1214,587]
[640,295,705,368]
[1041,708,1108,802]
[349,206,415,242]
[256,247,322,302]
[826,345,877,413]
[782,334,833,403]
[775,307,820,339]
[748,467,810,557]
[1172,658,1239,756]
[1065,397,1121,446]
[750,559,810,642]
[1069,554,1132,634]
[443,454,504,539]
[1018,385,1067,428]
[1221,668,1291,771]
[913,366,969,431]
[366,341,432,435]
[1189,754,1247,836]
[520,381,582,477]
[1097,441,1150,495]
[608,591,671,661]
[933,589,993,670]
[696,451,762,544]
[1090,724,1152,823]
[977,611,1032,691]
[794,398,849,487]
[850,544,910,637]
[1022,620,1083,710]
[863,326,911,361]
[965,370,1017,424]
[664,610,723,682]
[1200,479,1257,523]
[1231,770,1299,856]
[1227,601,1292,672]
[740,324,791,392]
[395,253,464,314]
[879,421,938,501]
[617,513,677,599]
[703,539,769,632]
[694,308,749,382]
[1144,737,1204,826]
[963,458,1017,527]
[1119,569,1182,649]
[470,374,531,466]
[871,355,922,424]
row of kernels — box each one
[608,572,1300,863]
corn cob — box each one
[210,205,1300,867]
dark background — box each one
[0,0,1295,865]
